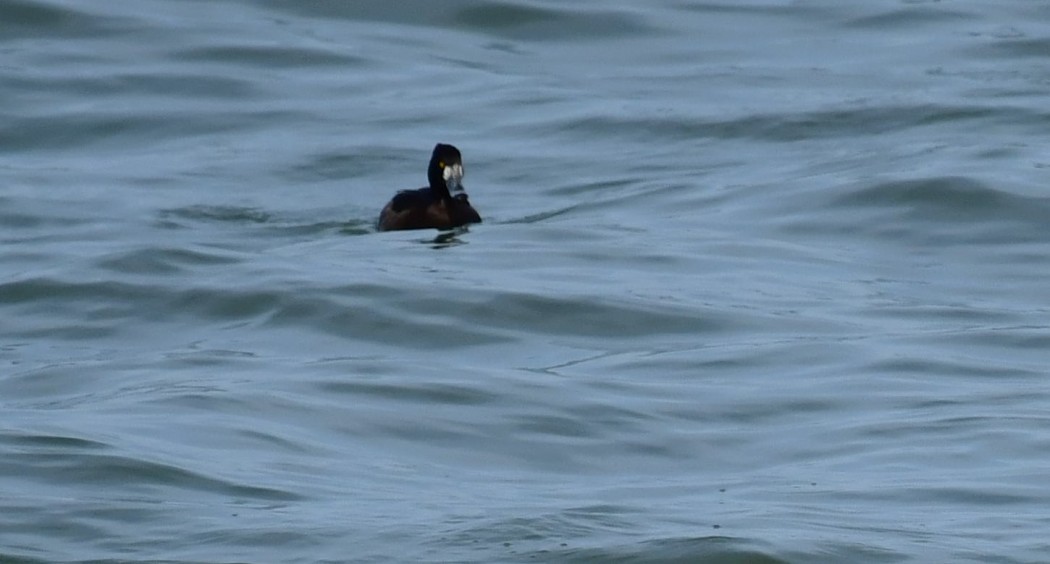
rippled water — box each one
[3,1,1050,562]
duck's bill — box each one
[443,163,464,192]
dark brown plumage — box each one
[377,144,482,232]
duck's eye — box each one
[438,161,445,168]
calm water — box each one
[2,1,1049,562]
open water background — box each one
[3,1,1050,562]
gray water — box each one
[3,1,1050,562]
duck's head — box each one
[428,143,465,198]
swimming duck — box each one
[377,143,482,231]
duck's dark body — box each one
[378,189,481,231]
[377,143,482,232]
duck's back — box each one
[378,188,431,231]
[377,189,480,232]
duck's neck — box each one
[430,181,452,201]
[427,166,452,201]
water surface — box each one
[3,1,1050,562]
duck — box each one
[377,143,482,231]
